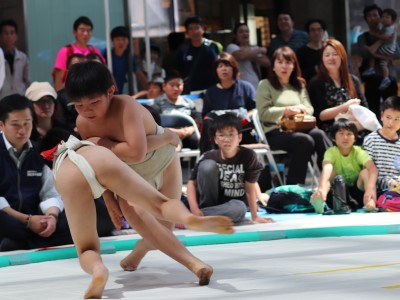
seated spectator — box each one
[226,22,270,90]
[186,113,273,224]
[256,46,331,184]
[152,71,201,149]
[139,42,166,81]
[311,119,377,214]
[268,12,309,57]
[200,52,257,153]
[25,82,74,142]
[296,18,327,83]
[162,32,186,75]
[363,96,400,193]
[308,39,368,135]
[52,16,104,91]
[0,94,73,251]
[131,78,164,100]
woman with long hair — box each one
[256,46,331,184]
[308,38,368,134]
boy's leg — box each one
[80,146,233,233]
[201,200,247,223]
[357,169,377,211]
[54,161,108,300]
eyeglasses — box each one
[216,133,239,140]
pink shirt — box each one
[53,43,104,72]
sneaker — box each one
[361,67,376,76]
[379,77,391,91]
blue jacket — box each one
[0,133,44,214]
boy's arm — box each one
[363,160,378,202]
[186,180,203,216]
[245,182,274,223]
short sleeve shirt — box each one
[323,146,371,186]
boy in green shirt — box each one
[311,119,378,213]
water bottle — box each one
[332,175,351,214]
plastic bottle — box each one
[332,175,351,214]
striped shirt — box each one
[363,131,400,190]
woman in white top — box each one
[226,23,270,90]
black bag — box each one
[262,192,314,214]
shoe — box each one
[379,77,391,91]
[362,67,376,76]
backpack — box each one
[377,191,400,212]
[263,191,315,214]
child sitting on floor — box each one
[311,118,378,214]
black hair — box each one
[111,26,130,39]
[65,61,114,101]
[66,53,86,69]
[184,16,204,29]
[167,32,186,51]
[304,18,327,33]
[86,53,104,63]
[382,8,397,22]
[210,113,242,137]
[363,4,382,20]
[0,19,18,34]
[164,70,182,83]
[0,94,33,122]
[330,118,358,140]
[276,11,294,21]
[73,16,93,31]
[382,96,400,112]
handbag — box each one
[278,113,316,132]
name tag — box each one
[27,170,42,177]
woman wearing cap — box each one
[25,81,75,142]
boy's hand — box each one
[103,190,124,229]
[258,193,270,206]
[253,217,275,224]
[164,128,181,147]
[190,207,204,217]
[363,190,377,212]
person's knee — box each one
[198,159,218,174]
[292,134,314,155]
[227,200,247,223]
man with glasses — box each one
[186,113,273,224]
[296,19,327,83]
[52,16,104,91]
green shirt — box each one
[324,146,371,186]
[255,79,313,133]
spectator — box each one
[0,19,30,99]
[0,94,72,251]
[152,71,201,149]
[162,32,186,75]
[56,53,86,134]
[311,119,377,214]
[139,42,166,81]
[296,18,327,83]
[103,26,147,94]
[52,16,104,91]
[25,82,74,142]
[0,48,4,90]
[352,4,398,119]
[175,16,222,93]
[308,39,368,135]
[361,8,398,91]
[256,46,330,184]
[200,52,257,153]
[226,22,270,90]
[187,113,273,224]
[363,96,400,193]
[131,78,164,100]
[268,12,309,57]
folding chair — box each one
[252,109,320,188]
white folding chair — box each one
[252,109,319,188]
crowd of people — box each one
[0,3,400,298]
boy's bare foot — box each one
[196,265,213,286]
[185,215,234,234]
[120,239,149,271]
[364,200,377,212]
[83,265,108,299]
[310,191,325,214]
